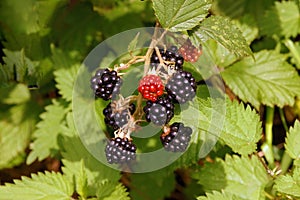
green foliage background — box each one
[0,0,300,199]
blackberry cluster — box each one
[90,68,122,100]
[160,122,192,152]
[166,70,197,104]
[103,102,135,130]
[143,96,174,126]
[179,39,202,63]
[105,137,137,164]
[150,46,184,71]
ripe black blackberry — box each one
[143,95,174,126]
[160,122,192,152]
[105,137,137,164]
[103,102,135,130]
[165,70,197,104]
[90,68,122,100]
[150,46,184,71]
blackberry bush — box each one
[143,95,174,126]
[165,70,197,104]
[90,68,122,100]
[105,137,137,164]
[160,122,192,152]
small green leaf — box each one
[190,16,252,57]
[54,64,80,102]
[0,103,37,169]
[76,160,89,199]
[221,50,300,109]
[128,32,140,54]
[153,0,212,31]
[102,184,130,200]
[0,171,73,200]
[274,166,300,198]
[0,83,30,104]
[26,99,69,164]
[285,120,300,160]
[197,191,240,200]
[2,49,40,85]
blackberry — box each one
[165,70,197,104]
[143,95,174,126]
[138,74,164,102]
[150,46,184,71]
[103,102,135,130]
[90,68,122,100]
[160,122,192,152]
[105,137,137,164]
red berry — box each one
[138,75,164,102]
[179,40,202,63]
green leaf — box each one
[197,155,269,200]
[127,32,140,54]
[0,103,38,169]
[61,113,121,197]
[0,171,73,200]
[26,99,69,164]
[173,98,261,155]
[259,1,300,38]
[197,191,240,200]
[221,50,300,109]
[54,64,80,102]
[2,49,40,85]
[153,0,212,31]
[190,16,252,57]
[130,168,176,200]
[76,160,89,199]
[0,83,30,104]
[192,160,226,192]
[275,166,300,198]
[101,183,130,200]
[285,120,300,160]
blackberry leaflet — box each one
[103,102,135,130]
[165,70,197,104]
[143,95,174,126]
[105,137,137,164]
[160,122,192,152]
[90,68,122,100]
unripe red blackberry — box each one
[138,74,164,102]
[160,122,192,152]
[90,68,122,100]
[179,40,202,63]
[105,137,136,164]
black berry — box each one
[90,68,122,100]
[103,102,135,130]
[143,95,174,126]
[160,122,192,152]
[105,137,137,164]
[165,70,197,104]
[150,47,184,71]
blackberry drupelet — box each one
[103,102,135,130]
[160,122,192,152]
[143,95,174,126]
[90,68,122,100]
[165,70,197,104]
[105,137,137,164]
[150,46,184,71]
